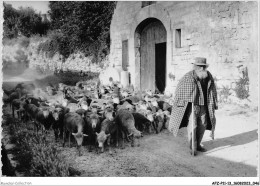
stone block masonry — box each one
[110,1,258,105]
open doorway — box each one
[155,42,166,93]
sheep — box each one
[51,106,69,141]
[84,112,101,152]
[63,112,88,156]
[115,109,142,149]
[96,118,118,154]
[35,106,54,134]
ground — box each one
[1,80,258,178]
[59,104,258,177]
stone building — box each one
[109,1,258,103]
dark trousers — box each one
[187,105,207,150]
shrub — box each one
[219,85,231,103]
[234,68,249,99]
[8,120,79,176]
[29,134,70,176]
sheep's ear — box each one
[128,133,133,137]
[83,134,88,137]
[106,134,111,137]
[72,133,76,136]
[95,132,99,136]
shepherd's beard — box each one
[195,70,208,79]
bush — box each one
[37,31,62,58]
[29,134,70,176]
[219,85,231,103]
[3,3,51,39]
[8,121,79,176]
[234,68,249,100]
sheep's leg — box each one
[54,128,58,141]
[131,135,135,147]
[125,131,130,142]
[34,121,38,135]
[116,128,119,148]
[17,110,20,120]
[95,138,99,154]
[12,106,15,118]
[63,129,66,147]
[59,127,63,139]
[107,136,112,154]
[69,133,71,148]
[152,121,158,134]
[121,131,125,149]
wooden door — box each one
[140,21,166,91]
[155,42,166,93]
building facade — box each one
[109,1,258,102]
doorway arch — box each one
[134,18,167,92]
[128,4,172,92]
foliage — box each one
[219,85,231,103]
[29,134,70,176]
[8,121,78,176]
[3,2,50,39]
[234,68,249,99]
[3,3,19,38]
[48,1,116,62]
[16,7,42,37]
[37,30,68,58]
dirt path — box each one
[56,104,258,177]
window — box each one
[122,40,129,71]
[175,29,181,48]
[142,1,156,8]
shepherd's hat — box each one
[192,57,209,66]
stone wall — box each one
[110,1,258,104]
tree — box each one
[3,3,19,38]
[17,7,42,37]
[46,1,116,62]
[3,3,51,39]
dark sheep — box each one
[23,102,40,133]
[1,143,15,176]
[51,106,69,141]
[132,112,152,135]
[35,107,54,134]
[84,112,101,152]
[96,118,118,154]
[158,100,172,112]
[76,108,88,118]
[27,96,40,107]
[11,99,22,119]
[63,112,88,156]
[8,89,21,108]
[115,109,142,149]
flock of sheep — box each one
[3,79,173,156]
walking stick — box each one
[191,102,195,156]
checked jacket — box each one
[168,70,218,137]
